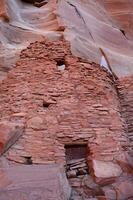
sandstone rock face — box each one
[98,0,133,40]
[58,0,133,77]
[0,165,71,200]
[0,1,133,199]
[0,0,61,80]
[1,0,133,80]
[0,0,9,22]
[113,178,133,200]
[0,121,24,155]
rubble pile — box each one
[66,158,88,178]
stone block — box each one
[27,116,44,130]
[113,179,133,200]
[102,186,116,200]
[0,165,71,200]
[0,121,24,155]
[92,160,122,178]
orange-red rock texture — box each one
[58,0,133,77]
[0,0,133,199]
[0,39,133,200]
[0,40,127,165]
[117,76,133,153]
[0,0,61,81]
[1,0,133,79]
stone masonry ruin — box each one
[0,39,133,199]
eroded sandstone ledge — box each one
[1,0,133,80]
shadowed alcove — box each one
[65,144,89,178]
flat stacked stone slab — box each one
[0,164,71,200]
[66,158,88,178]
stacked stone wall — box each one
[0,39,133,199]
[0,40,127,169]
[117,75,133,155]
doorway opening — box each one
[65,144,89,178]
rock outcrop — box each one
[0,165,71,200]
[0,1,133,199]
[1,0,133,80]
[0,0,61,80]
[58,0,133,77]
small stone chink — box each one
[24,156,33,165]
[120,29,126,36]
[43,100,51,108]
[56,59,66,71]
[43,98,56,108]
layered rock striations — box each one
[0,0,133,199]
[0,0,61,80]
[117,75,133,154]
[1,0,133,79]
[58,0,133,77]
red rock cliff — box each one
[0,1,133,200]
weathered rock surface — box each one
[0,4,133,196]
[0,40,127,167]
[117,75,133,154]
[113,178,133,200]
[66,158,88,178]
[1,0,133,79]
[69,172,133,199]
[0,121,24,155]
[0,39,132,199]
[0,165,71,200]
[27,116,44,130]
[58,0,133,77]
[93,160,122,178]
[0,0,61,80]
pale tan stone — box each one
[27,116,44,130]
[93,160,122,178]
